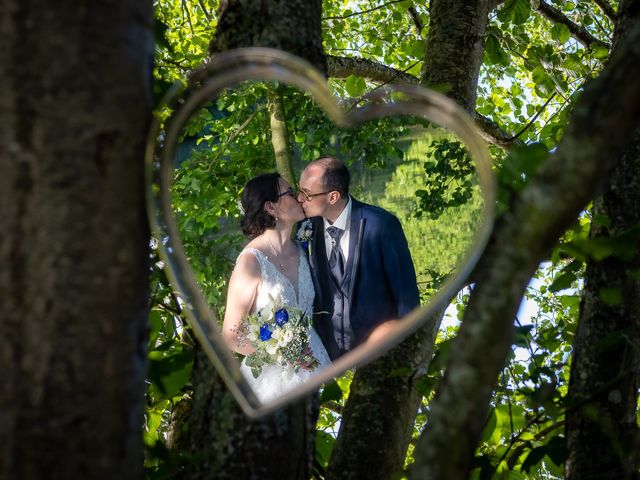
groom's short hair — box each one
[313,156,350,196]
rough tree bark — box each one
[410,24,640,480]
[0,1,153,479]
[267,85,295,186]
[169,1,325,478]
[326,0,493,476]
[565,0,640,477]
[421,0,494,112]
[171,350,317,480]
[326,309,444,480]
[210,0,326,76]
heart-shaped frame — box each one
[145,47,495,417]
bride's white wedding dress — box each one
[238,247,331,403]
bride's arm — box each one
[222,253,260,355]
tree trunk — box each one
[0,1,153,479]
[210,0,326,76]
[173,350,316,480]
[410,24,640,479]
[170,1,326,477]
[326,310,444,480]
[565,3,640,477]
[421,0,493,111]
[327,0,492,474]
[267,85,295,185]
[564,133,640,479]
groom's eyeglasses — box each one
[277,187,297,199]
[296,186,333,202]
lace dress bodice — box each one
[247,247,315,321]
[238,247,330,402]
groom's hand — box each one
[366,319,400,346]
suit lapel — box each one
[309,216,327,286]
[345,199,364,298]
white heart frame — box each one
[145,47,495,417]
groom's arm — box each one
[381,214,420,317]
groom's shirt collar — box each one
[323,196,352,261]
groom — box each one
[297,156,420,360]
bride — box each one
[222,172,331,402]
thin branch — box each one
[323,0,407,20]
[196,0,213,21]
[181,0,195,35]
[537,0,611,49]
[593,0,616,21]
[510,92,557,141]
[408,5,424,35]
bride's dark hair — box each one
[240,172,281,238]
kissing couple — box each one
[222,156,420,402]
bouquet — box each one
[242,296,319,378]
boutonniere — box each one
[295,219,313,256]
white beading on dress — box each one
[238,247,331,402]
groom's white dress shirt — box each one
[323,196,352,262]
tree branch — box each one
[409,24,640,479]
[323,0,407,20]
[408,5,424,34]
[593,0,617,21]
[196,0,213,21]
[327,54,523,149]
[473,113,525,149]
[327,54,420,85]
[537,0,611,49]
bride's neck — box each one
[263,227,292,249]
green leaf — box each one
[514,325,534,347]
[522,445,548,473]
[481,409,498,442]
[498,0,531,24]
[550,23,571,44]
[320,380,343,403]
[599,286,623,305]
[407,39,425,58]
[345,74,367,97]
[594,328,632,353]
[315,431,335,468]
[471,455,495,480]
[546,435,568,466]
[549,271,576,292]
[592,45,609,60]
[532,66,554,96]
[148,349,194,400]
[558,294,580,309]
[485,34,510,66]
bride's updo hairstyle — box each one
[240,172,281,238]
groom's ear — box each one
[327,191,341,205]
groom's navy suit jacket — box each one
[307,198,420,360]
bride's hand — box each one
[297,346,318,371]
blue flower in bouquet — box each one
[274,308,289,326]
[259,323,272,341]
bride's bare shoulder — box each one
[235,247,262,277]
